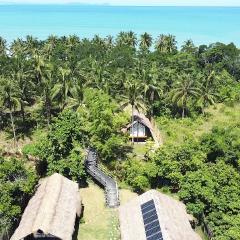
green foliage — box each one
[33,93,129,179]
[120,159,157,192]
[83,88,129,162]
[0,157,37,235]
[1,33,240,140]
[150,124,240,239]
[35,110,87,181]
[0,33,240,239]
[22,143,38,156]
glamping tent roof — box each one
[119,190,201,240]
[123,110,160,145]
[11,173,81,240]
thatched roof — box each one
[11,173,81,240]
[122,110,161,145]
[119,190,202,240]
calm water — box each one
[0,5,240,46]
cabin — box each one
[119,190,202,240]
[11,173,81,240]
[122,111,160,145]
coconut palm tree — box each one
[181,39,197,54]
[166,35,177,53]
[126,31,137,48]
[140,32,153,52]
[51,66,72,111]
[105,35,114,49]
[10,38,26,58]
[116,31,137,48]
[39,63,55,127]
[155,34,177,53]
[25,35,38,57]
[0,37,7,56]
[198,71,218,114]
[33,50,46,84]
[155,34,168,52]
[0,77,20,148]
[171,74,200,118]
[43,35,58,60]
[144,62,163,118]
[11,58,32,124]
[121,73,145,144]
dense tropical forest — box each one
[0,32,240,240]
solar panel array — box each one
[141,199,163,240]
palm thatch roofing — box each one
[11,173,81,240]
[122,110,161,146]
[119,190,201,240]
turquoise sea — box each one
[0,5,240,46]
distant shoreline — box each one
[1,4,240,7]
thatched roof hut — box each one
[119,190,201,240]
[11,173,81,240]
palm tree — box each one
[181,39,197,54]
[126,31,137,48]
[105,35,114,49]
[166,35,177,53]
[92,35,105,48]
[140,32,153,52]
[10,38,26,57]
[116,31,137,48]
[44,35,58,60]
[144,62,163,118]
[33,50,46,84]
[66,82,85,111]
[0,77,20,148]
[11,58,32,124]
[198,71,218,114]
[51,66,72,111]
[121,73,145,144]
[0,37,7,56]
[155,34,168,52]
[25,35,38,57]
[171,74,200,118]
[155,34,177,53]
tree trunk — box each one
[182,107,185,118]
[131,104,135,145]
[10,110,17,149]
[20,102,25,125]
[45,94,51,129]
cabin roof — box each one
[119,190,201,240]
[11,173,81,240]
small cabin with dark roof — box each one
[122,111,161,145]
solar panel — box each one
[145,220,160,231]
[143,209,157,219]
[143,214,158,225]
[146,225,161,237]
[141,199,154,210]
[140,199,163,240]
[142,204,156,214]
[147,232,163,240]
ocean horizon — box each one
[1,4,240,47]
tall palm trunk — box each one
[20,102,25,125]
[182,107,185,118]
[131,104,135,144]
[10,110,17,149]
[45,93,51,128]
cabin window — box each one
[130,122,146,137]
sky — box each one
[1,0,240,6]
